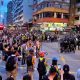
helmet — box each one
[39,52,45,57]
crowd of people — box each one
[60,33,80,53]
[0,29,80,80]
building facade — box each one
[33,0,70,31]
[7,1,13,26]
[3,12,7,27]
[0,0,4,24]
[12,0,33,27]
[69,0,76,26]
[74,0,80,26]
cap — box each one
[52,57,58,61]
[39,52,45,57]
[77,69,80,80]
[63,64,69,72]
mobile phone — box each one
[58,64,62,70]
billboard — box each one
[40,22,67,31]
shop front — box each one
[39,22,67,32]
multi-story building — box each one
[74,0,80,26]
[3,12,7,27]
[33,0,70,31]
[0,0,4,24]
[69,0,76,26]
[7,1,13,26]
[12,0,33,27]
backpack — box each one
[37,58,46,75]
[26,55,32,66]
[6,56,16,71]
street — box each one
[0,42,80,80]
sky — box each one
[0,0,11,12]
[0,0,11,23]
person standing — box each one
[21,41,27,65]
[6,54,18,80]
[37,52,47,80]
[26,49,35,80]
[63,64,75,80]
[43,66,58,80]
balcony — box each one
[33,17,69,24]
[33,7,69,15]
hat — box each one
[39,52,45,57]
[77,69,80,80]
[52,57,58,61]
[63,64,69,72]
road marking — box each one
[66,59,80,62]
[60,56,66,64]
[70,71,76,74]
[60,54,80,62]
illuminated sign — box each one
[0,24,4,30]
[40,22,67,31]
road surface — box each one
[0,42,80,80]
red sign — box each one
[0,24,4,30]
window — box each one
[63,13,69,19]
[75,16,79,20]
[77,8,80,12]
[56,0,62,1]
[76,0,80,3]
[43,12,54,18]
[47,2,49,7]
[63,0,70,3]
[56,13,61,18]
[54,2,61,8]
[62,4,69,10]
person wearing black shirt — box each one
[63,64,75,80]
[43,66,58,80]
